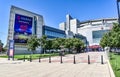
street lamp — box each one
[117,0,120,24]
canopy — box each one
[89,45,101,49]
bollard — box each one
[8,56,10,60]
[12,56,14,61]
[8,57,10,60]
[29,55,31,62]
[60,55,63,63]
[39,56,41,63]
[30,55,32,62]
[23,55,25,62]
[31,55,32,62]
[101,55,104,64]
[73,55,76,64]
[88,55,90,64]
[49,56,51,63]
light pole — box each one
[117,0,120,24]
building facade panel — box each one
[70,19,77,34]
[59,22,66,31]
[7,6,44,54]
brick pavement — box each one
[0,52,115,77]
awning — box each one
[88,45,101,49]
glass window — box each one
[92,30,109,43]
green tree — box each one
[110,23,120,48]
[64,38,73,53]
[100,23,120,49]
[27,35,39,54]
[52,38,61,52]
[73,38,84,53]
[100,33,110,48]
[0,40,3,52]
[56,38,65,49]
[2,47,7,52]
[64,38,84,53]
[39,35,47,53]
[46,39,53,53]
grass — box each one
[110,52,120,77]
[0,53,59,60]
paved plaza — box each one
[0,52,115,77]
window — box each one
[92,30,109,43]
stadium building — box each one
[59,15,117,51]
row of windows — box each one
[92,30,109,38]
[92,30,109,43]
[45,30,65,38]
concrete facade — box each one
[59,22,66,31]
[59,15,117,46]
[78,19,117,46]
[59,14,80,34]
[7,6,44,54]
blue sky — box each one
[0,0,118,46]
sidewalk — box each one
[0,52,115,77]
[0,58,22,64]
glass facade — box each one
[74,34,88,46]
[45,30,65,38]
[43,26,66,39]
[92,30,109,43]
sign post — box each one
[8,40,14,60]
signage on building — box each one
[14,14,33,44]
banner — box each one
[14,14,33,44]
[9,40,14,57]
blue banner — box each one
[14,14,33,43]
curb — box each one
[107,60,115,77]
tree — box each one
[2,47,7,52]
[100,33,110,48]
[52,38,61,52]
[73,38,84,53]
[64,38,84,53]
[64,38,73,53]
[110,23,120,48]
[46,39,52,53]
[100,23,120,49]
[27,35,39,54]
[38,35,47,53]
[0,40,3,52]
